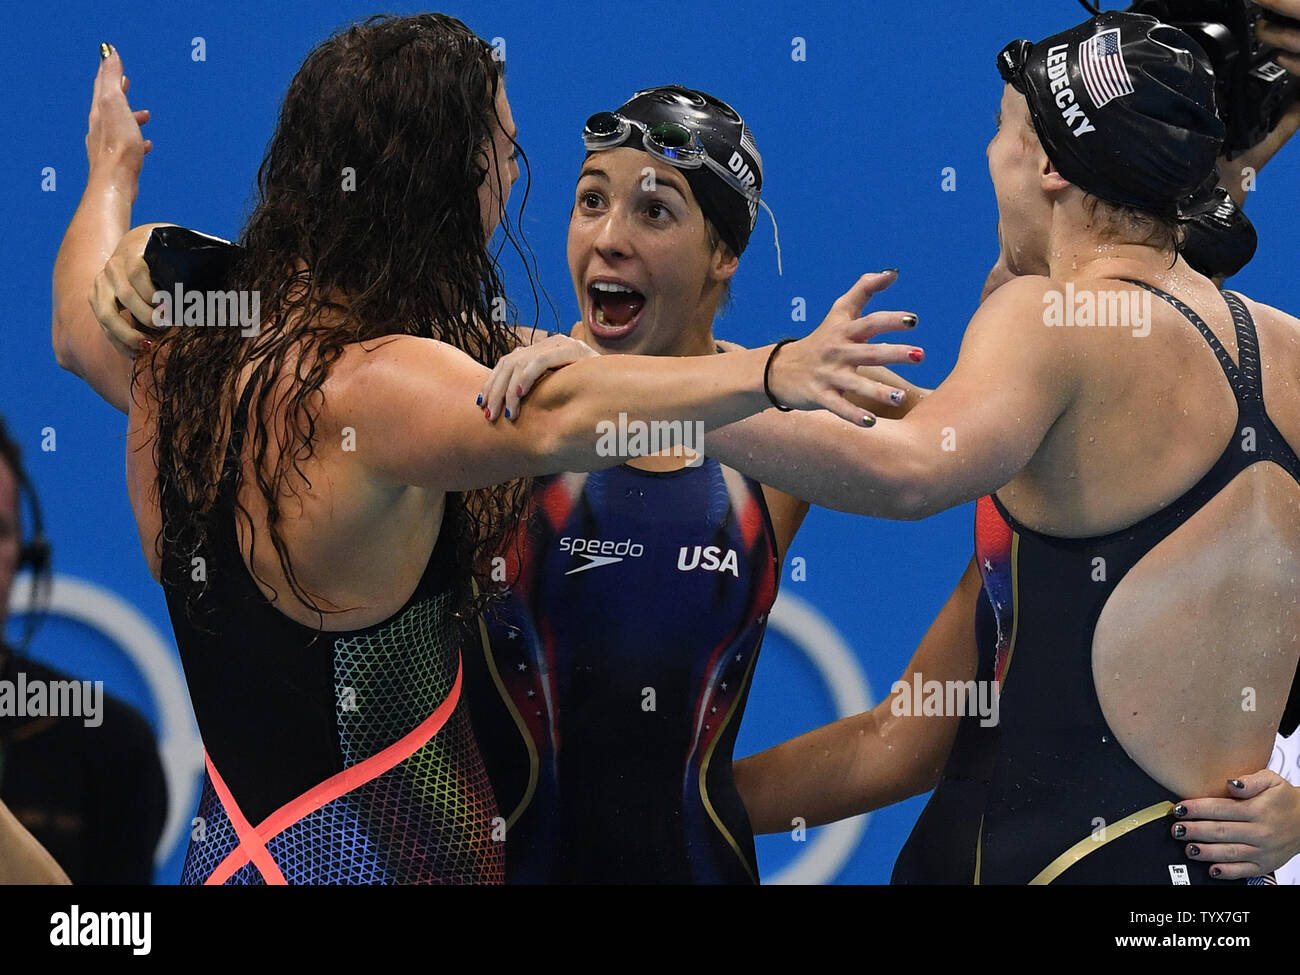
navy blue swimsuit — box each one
[895,283,1300,885]
[465,459,779,883]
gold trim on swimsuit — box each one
[1029,801,1174,885]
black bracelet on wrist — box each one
[763,338,798,412]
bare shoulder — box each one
[326,335,484,397]
[959,274,1074,366]
[966,274,1059,340]
[974,273,1057,312]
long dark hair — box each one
[140,13,530,625]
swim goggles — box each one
[582,112,759,204]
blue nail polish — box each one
[476,394,483,406]
[504,408,511,420]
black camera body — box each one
[1126,1,1300,156]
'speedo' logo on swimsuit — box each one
[559,536,645,575]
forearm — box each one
[52,174,135,367]
[368,341,795,492]
[0,798,70,884]
[736,557,980,832]
[710,280,1066,519]
[705,410,929,518]
[519,347,780,474]
[735,709,892,834]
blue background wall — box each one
[2,0,1297,883]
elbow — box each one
[854,454,939,521]
[51,312,77,374]
[527,386,601,473]
[516,405,588,475]
[888,450,956,520]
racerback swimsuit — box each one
[163,381,504,884]
[895,282,1300,885]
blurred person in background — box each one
[0,417,166,883]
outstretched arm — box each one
[705,275,1073,520]
[327,273,912,492]
[734,555,981,833]
[52,47,153,413]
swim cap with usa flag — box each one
[998,11,1225,221]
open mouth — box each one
[587,280,646,339]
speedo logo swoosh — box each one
[559,536,645,575]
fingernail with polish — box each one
[516,385,523,397]
[881,268,899,275]
[100,42,112,60]
[1188,844,1200,857]
[1173,804,1187,817]
[908,349,924,363]
[862,414,877,428]
[1211,866,1222,878]
[1229,779,1245,790]
[484,407,491,419]
[504,408,511,420]
[476,394,483,407]
[141,339,152,351]
[1173,824,1186,838]
[902,315,918,329]
[889,390,905,406]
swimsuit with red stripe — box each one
[465,459,778,883]
[161,384,503,885]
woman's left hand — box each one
[1175,771,1300,879]
[479,327,598,421]
[85,46,152,193]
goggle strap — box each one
[759,198,783,276]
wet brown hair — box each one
[139,13,531,625]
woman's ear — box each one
[1040,153,1071,193]
[709,241,740,284]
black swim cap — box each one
[998,11,1225,220]
[593,85,762,255]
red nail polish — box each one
[484,407,491,419]
[908,348,924,363]
[141,338,152,350]
[516,385,523,397]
